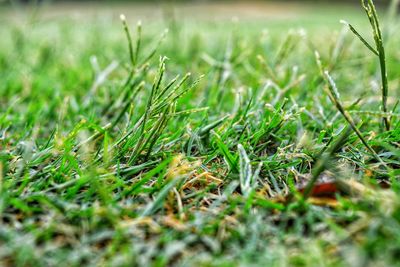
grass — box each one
[0,1,400,266]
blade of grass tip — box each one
[390,100,399,125]
[315,51,386,166]
[155,73,190,104]
[139,29,169,67]
[238,144,262,197]
[340,20,378,56]
[120,14,135,68]
[134,20,142,66]
[154,74,204,113]
[168,74,204,103]
[323,70,386,166]
[370,1,390,131]
[238,144,252,197]
[302,127,352,200]
[361,0,390,131]
[136,58,166,142]
[154,74,180,101]
[153,56,167,97]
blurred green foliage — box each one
[5,0,393,3]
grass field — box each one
[1,1,400,266]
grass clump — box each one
[341,0,391,131]
[0,0,399,266]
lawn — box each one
[0,1,400,266]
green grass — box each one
[1,1,400,266]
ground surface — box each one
[0,1,400,266]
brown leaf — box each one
[298,182,338,198]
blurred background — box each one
[0,0,395,24]
[0,0,396,24]
[1,0,398,80]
